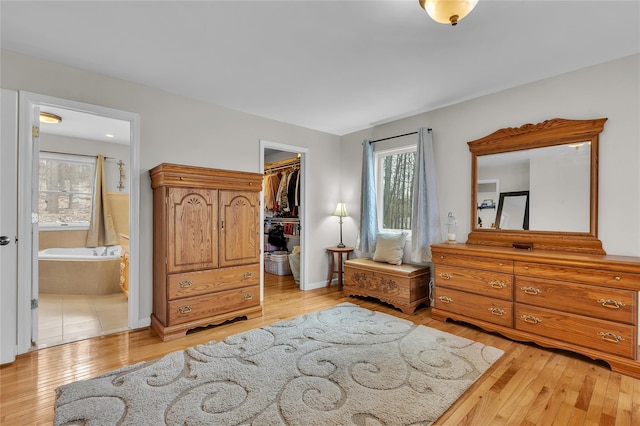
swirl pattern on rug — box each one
[54,302,503,425]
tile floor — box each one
[37,292,129,348]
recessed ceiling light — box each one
[40,112,62,124]
[106,134,115,138]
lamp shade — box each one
[419,0,479,26]
[332,202,348,218]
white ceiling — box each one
[2,1,639,137]
[39,106,131,145]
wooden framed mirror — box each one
[467,118,607,254]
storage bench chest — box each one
[343,258,431,314]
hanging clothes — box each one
[264,160,301,217]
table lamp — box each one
[332,202,348,248]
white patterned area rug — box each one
[54,302,503,425]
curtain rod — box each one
[369,128,431,144]
[40,150,114,160]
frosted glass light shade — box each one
[332,202,348,217]
[40,112,62,124]
[419,0,479,26]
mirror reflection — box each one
[496,191,529,230]
[476,142,591,232]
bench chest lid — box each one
[344,258,430,277]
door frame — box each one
[259,140,308,293]
[1,89,19,363]
[16,91,141,353]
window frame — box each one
[374,144,417,234]
[38,152,96,231]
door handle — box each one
[0,236,11,246]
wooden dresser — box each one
[150,163,263,341]
[431,243,640,378]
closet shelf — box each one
[265,217,300,223]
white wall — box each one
[1,49,342,327]
[529,150,590,232]
[340,54,640,257]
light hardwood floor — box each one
[2,273,639,425]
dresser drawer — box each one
[167,285,259,326]
[433,252,513,273]
[514,304,636,359]
[167,264,260,300]
[434,287,513,327]
[515,277,636,324]
[514,261,640,290]
[435,265,512,300]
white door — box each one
[1,89,19,364]
[30,106,40,342]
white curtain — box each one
[357,139,378,255]
[410,128,441,262]
[86,155,118,247]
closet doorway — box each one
[260,141,307,294]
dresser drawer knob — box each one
[439,273,452,280]
[520,314,542,324]
[489,280,507,289]
[614,276,621,281]
[597,298,626,309]
[488,307,506,316]
[242,272,254,279]
[243,293,254,301]
[178,280,193,288]
[498,262,504,267]
[524,266,529,270]
[438,296,453,304]
[178,305,193,314]
[597,331,624,343]
[521,286,541,296]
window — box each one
[375,146,416,232]
[38,153,95,229]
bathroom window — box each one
[374,145,416,232]
[38,153,95,229]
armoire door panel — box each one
[168,188,219,273]
[219,190,260,267]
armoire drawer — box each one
[514,261,640,291]
[514,304,636,359]
[434,287,513,327]
[167,264,260,300]
[434,265,513,300]
[433,252,513,273]
[168,285,259,326]
[515,277,636,324]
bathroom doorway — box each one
[16,92,140,353]
[36,106,131,347]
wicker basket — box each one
[264,252,292,276]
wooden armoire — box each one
[150,163,263,341]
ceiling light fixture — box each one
[418,0,479,26]
[39,112,62,124]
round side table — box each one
[326,246,354,287]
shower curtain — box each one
[86,155,118,247]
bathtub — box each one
[38,246,123,295]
